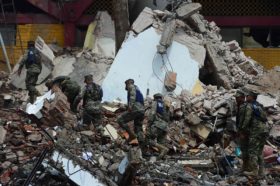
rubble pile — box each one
[1,2,280,186]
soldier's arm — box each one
[148,101,157,122]
[18,52,28,75]
[72,87,85,112]
[99,87,103,101]
[128,85,136,109]
[239,104,253,132]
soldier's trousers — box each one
[83,102,102,125]
[67,90,80,112]
[239,135,249,170]
[117,110,144,144]
[248,132,269,171]
[26,71,40,103]
[146,124,167,146]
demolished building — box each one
[1,2,280,186]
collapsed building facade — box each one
[1,1,280,186]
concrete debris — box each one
[1,2,280,186]
[257,95,278,108]
[176,3,202,19]
[132,7,154,34]
[84,11,116,58]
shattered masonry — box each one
[1,3,280,186]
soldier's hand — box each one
[128,107,132,112]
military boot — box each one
[154,143,168,159]
[243,169,258,177]
[126,129,137,142]
[258,166,265,178]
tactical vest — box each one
[127,85,144,105]
[156,100,164,115]
[83,83,102,104]
[251,101,267,122]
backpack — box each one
[252,102,267,122]
[27,48,36,64]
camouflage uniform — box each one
[238,101,269,175]
[237,103,250,171]
[146,99,169,146]
[117,84,145,144]
[79,82,103,125]
[19,47,41,103]
[60,79,81,112]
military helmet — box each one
[235,89,245,98]
[246,89,259,97]
[53,76,70,85]
[153,93,163,99]
[125,79,134,84]
[84,74,93,82]
[27,40,35,47]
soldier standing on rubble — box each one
[17,40,42,103]
[235,89,250,172]
[45,76,81,112]
[238,89,269,177]
[117,79,145,148]
[74,75,103,127]
[146,93,169,159]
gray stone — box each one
[132,7,154,34]
[213,99,227,109]
[27,133,42,142]
[2,161,11,169]
[217,107,228,115]
[80,130,94,136]
[186,113,202,125]
[108,162,119,172]
[0,126,7,144]
[6,153,17,161]
[16,151,25,157]
[187,13,206,33]
[176,3,202,19]
[203,100,212,110]
[257,95,277,108]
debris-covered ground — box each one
[1,2,280,186]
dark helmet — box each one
[125,79,134,85]
[84,74,93,82]
[153,93,163,99]
[27,40,35,48]
[235,89,245,98]
[53,76,70,85]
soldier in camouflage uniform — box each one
[238,89,269,177]
[117,79,145,147]
[74,75,103,126]
[18,41,42,103]
[235,89,250,172]
[45,76,81,112]
[146,93,169,159]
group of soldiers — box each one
[18,40,269,173]
[18,41,170,158]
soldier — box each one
[235,89,249,172]
[239,89,269,177]
[17,41,42,103]
[117,79,145,147]
[74,75,103,126]
[45,76,81,112]
[146,93,169,159]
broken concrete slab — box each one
[132,7,154,34]
[203,100,212,110]
[176,3,202,19]
[102,27,200,102]
[157,18,176,54]
[186,113,202,125]
[178,159,214,168]
[187,13,206,33]
[191,124,211,139]
[103,124,119,140]
[205,43,232,89]
[257,95,278,108]
[238,60,259,76]
[27,133,42,142]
